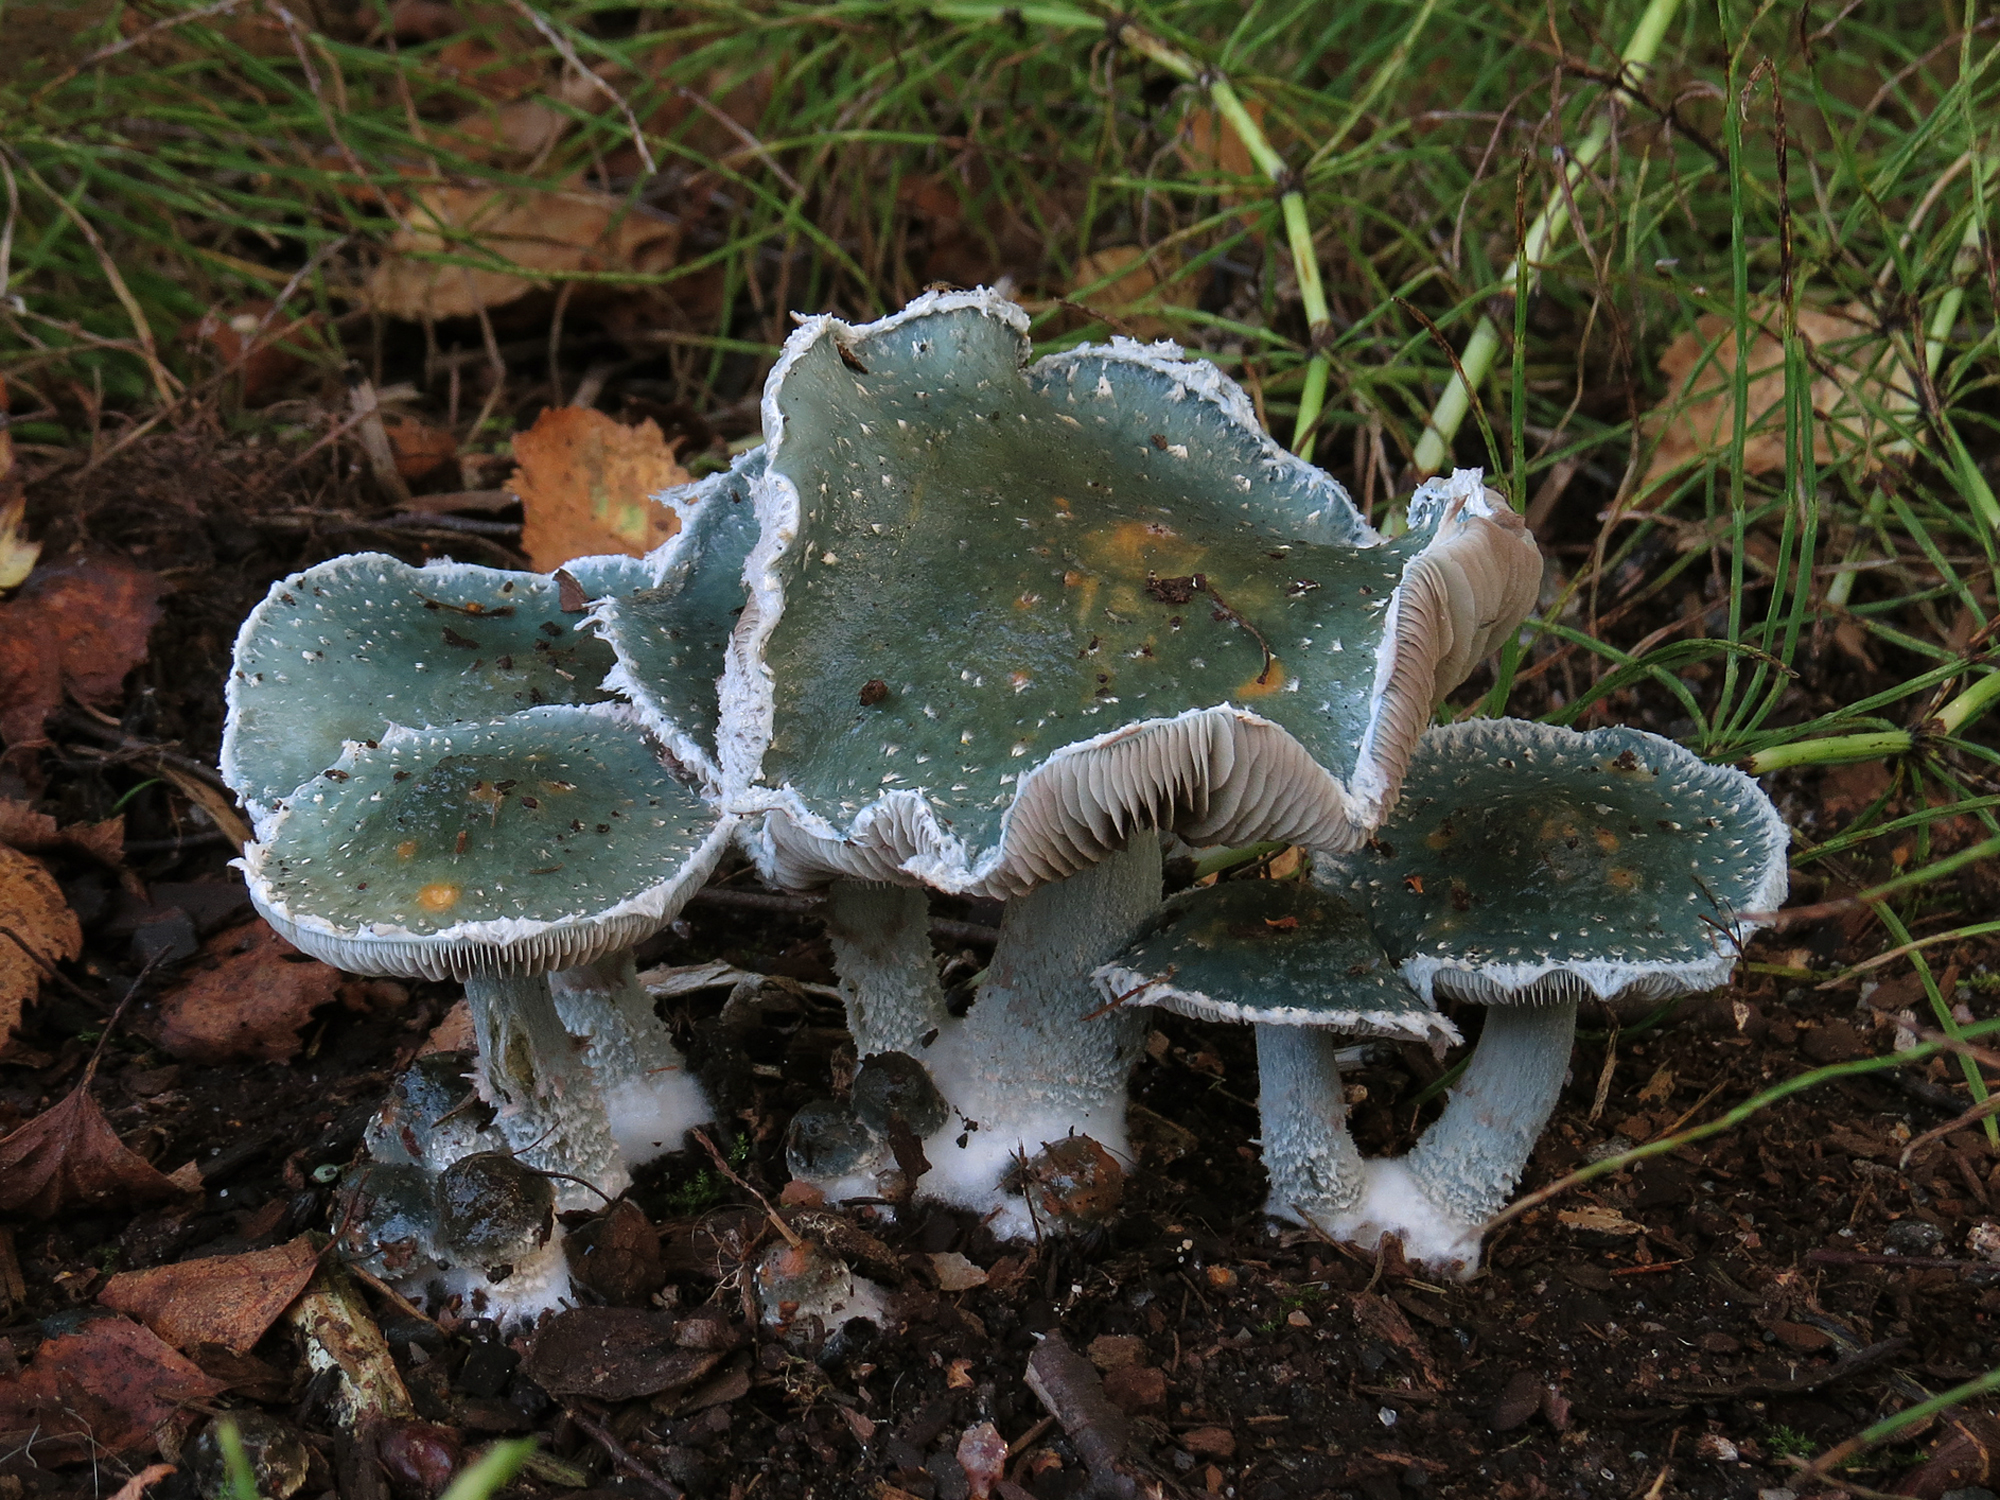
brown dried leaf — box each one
[0,1316,224,1458]
[1641,302,1914,491]
[956,1421,1008,1500]
[0,558,162,752]
[182,301,321,406]
[0,797,125,868]
[157,920,343,1065]
[367,184,679,321]
[0,845,81,1045]
[1557,1204,1645,1236]
[523,1307,723,1399]
[0,1067,188,1217]
[381,411,459,483]
[1068,246,1196,341]
[508,406,686,570]
[929,1251,988,1293]
[99,1235,321,1353]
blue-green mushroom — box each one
[1097,877,1459,1230]
[708,289,1542,1234]
[1318,718,1789,1274]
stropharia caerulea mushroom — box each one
[1096,877,1459,1229]
[225,551,727,1178]
[243,705,731,1321]
[709,287,1541,1232]
[1316,718,1789,1274]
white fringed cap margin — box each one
[239,704,735,981]
[719,287,1544,900]
[1327,718,1791,1007]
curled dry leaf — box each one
[100,1235,321,1354]
[508,405,687,570]
[0,557,162,753]
[381,411,459,483]
[956,1421,1008,1500]
[0,845,81,1047]
[1640,302,1914,492]
[157,920,343,1066]
[182,301,321,407]
[0,1316,224,1459]
[367,184,679,322]
[0,1063,189,1217]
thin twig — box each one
[692,1128,800,1249]
[563,1406,683,1500]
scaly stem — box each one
[1256,1025,1367,1223]
[550,952,711,1168]
[1402,1000,1579,1229]
[1411,0,1684,477]
[919,836,1163,1234]
[823,879,950,1057]
[466,972,626,1209]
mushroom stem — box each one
[1255,1025,1368,1223]
[920,834,1162,1233]
[464,972,628,1209]
[1404,998,1578,1227]
[1328,998,1578,1274]
[823,879,949,1057]
[550,953,711,1169]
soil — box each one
[0,419,1990,1500]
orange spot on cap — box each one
[396,841,419,861]
[416,882,461,913]
[1234,659,1287,698]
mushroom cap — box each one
[223,553,649,831]
[726,288,1542,897]
[590,449,763,787]
[1324,719,1790,1005]
[1094,879,1460,1042]
[241,705,732,981]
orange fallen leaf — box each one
[100,1235,321,1354]
[1069,246,1197,341]
[0,1316,223,1458]
[0,845,81,1047]
[0,1056,189,1217]
[0,557,161,754]
[182,300,322,406]
[508,406,687,570]
[382,411,460,483]
[1640,302,1913,493]
[157,920,343,1065]
[367,184,679,322]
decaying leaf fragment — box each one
[0,844,81,1046]
[0,1316,224,1458]
[1640,302,1914,491]
[0,1058,190,1217]
[508,405,687,570]
[0,380,39,591]
[367,183,679,321]
[100,1235,322,1353]
[157,920,343,1065]
[0,557,162,753]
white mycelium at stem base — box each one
[822,881,949,1058]
[550,953,711,1167]
[1255,1025,1369,1223]
[1322,999,1578,1272]
[917,836,1163,1236]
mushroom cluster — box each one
[223,461,757,1323]
[221,286,1788,1315]
[1098,719,1788,1275]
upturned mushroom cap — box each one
[1324,719,1790,1005]
[724,289,1542,897]
[241,705,733,981]
[591,450,763,786]
[224,554,650,830]
[1095,879,1459,1043]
